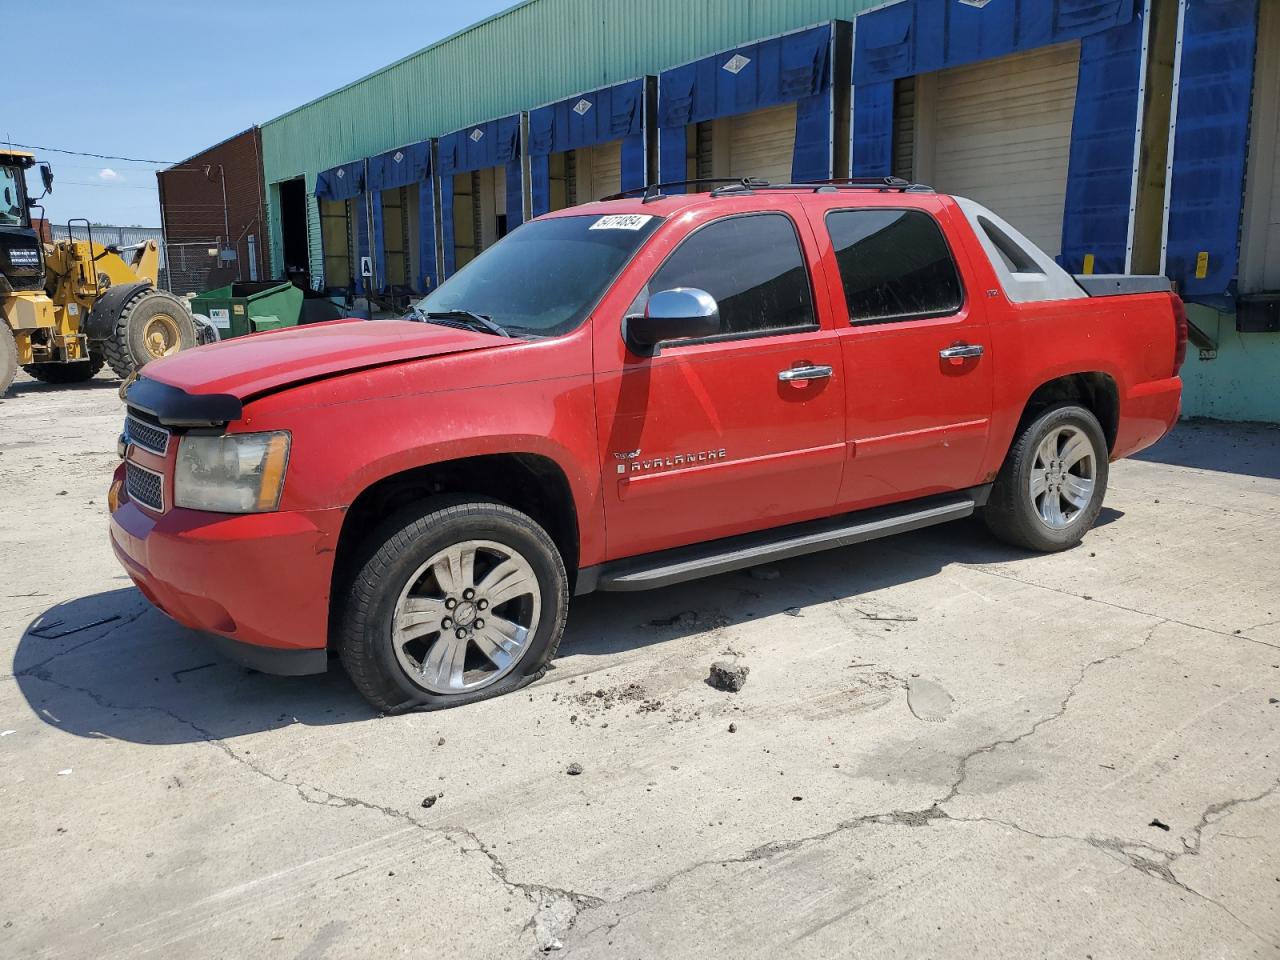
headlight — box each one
[174,432,290,513]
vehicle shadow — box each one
[1135,418,1280,480]
[13,512,1102,743]
[12,588,375,745]
[560,514,1069,662]
[4,375,123,398]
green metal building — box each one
[254,0,1280,422]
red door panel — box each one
[594,330,845,558]
[838,314,993,507]
[801,198,995,509]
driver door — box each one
[592,209,846,560]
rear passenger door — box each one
[811,203,994,508]
[593,210,846,559]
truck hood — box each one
[141,319,501,400]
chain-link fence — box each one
[161,241,222,296]
[161,233,266,296]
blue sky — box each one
[8,0,515,227]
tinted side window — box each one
[649,213,816,337]
[826,209,963,324]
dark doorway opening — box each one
[278,177,309,281]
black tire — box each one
[984,402,1109,553]
[0,325,16,396]
[338,498,569,713]
[101,289,197,379]
[21,350,106,384]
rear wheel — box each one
[102,289,196,378]
[984,403,1109,552]
[339,498,569,713]
[0,325,16,395]
[22,350,106,384]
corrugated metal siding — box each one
[261,0,883,275]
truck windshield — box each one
[414,213,662,337]
[0,166,28,227]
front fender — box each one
[236,341,606,564]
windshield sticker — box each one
[590,214,653,231]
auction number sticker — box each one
[208,308,231,329]
[590,214,653,231]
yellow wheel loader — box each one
[0,150,196,395]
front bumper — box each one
[109,467,345,675]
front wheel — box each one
[984,403,1109,552]
[102,289,197,379]
[338,499,569,712]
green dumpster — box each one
[190,281,304,339]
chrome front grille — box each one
[125,461,165,512]
[125,415,170,455]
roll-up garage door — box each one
[728,103,797,185]
[923,42,1080,257]
[590,142,623,201]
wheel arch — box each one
[1016,372,1119,453]
[328,452,581,637]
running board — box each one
[577,487,987,594]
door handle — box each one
[939,343,984,360]
[778,364,833,383]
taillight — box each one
[1171,294,1188,375]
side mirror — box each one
[39,164,53,196]
[627,288,720,352]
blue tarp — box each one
[438,115,523,278]
[314,160,365,201]
[528,78,646,216]
[851,0,1142,272]
[367,141,437,295]
[315,160,370,296]
[657,24,833,187]
[852,0,1136,87]
[1164,0,1259,304]
[1059,15,1146,275]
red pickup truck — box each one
[109,179,1185,712]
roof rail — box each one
[711,176,935,196]
[601,177,770,204]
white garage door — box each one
[1241,0,1280,292]
[589,141,623,200]
[926,42,1080,257]
[728,102,797,185]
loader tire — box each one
[0,325,16,396]
[102,289,196,379]
[22,350,106,384]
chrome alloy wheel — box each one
[391,539,541,694]
[1029,425,1097,530]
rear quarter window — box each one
[825,209,964,325]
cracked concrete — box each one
[2,377,1278,958]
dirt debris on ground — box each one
[707,660,750,693]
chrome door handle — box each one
[778,364,833,382]
[939,343,984,359]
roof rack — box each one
[600,176,936,205]
[710,176,935,196]
[601,177,771,204]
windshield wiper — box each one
[423,310,513,338]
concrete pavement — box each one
[1,371,1277,959]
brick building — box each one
[156,127,268,293]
